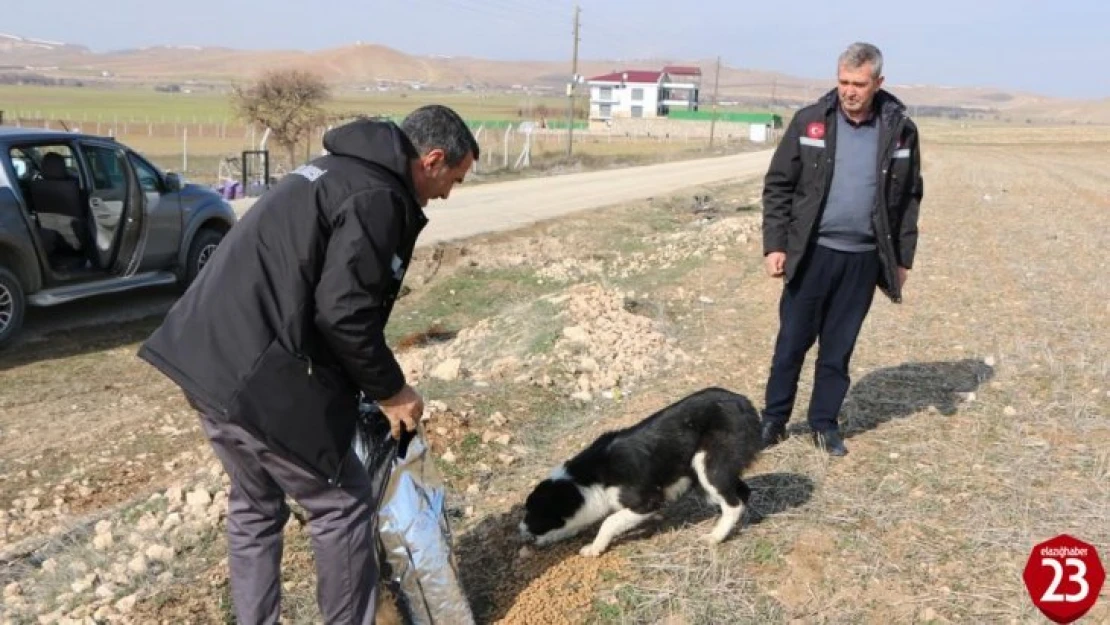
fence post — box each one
[471,125,484,173]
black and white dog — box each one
[520,387,762,557]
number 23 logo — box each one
[1041,557,1089,603]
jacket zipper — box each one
[296,351,346,487]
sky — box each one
[6,0,1109,99]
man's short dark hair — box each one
[401,105,480,167]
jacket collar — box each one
[820,88,906,125]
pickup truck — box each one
[0,127,238,347]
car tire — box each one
[0,267,27,349]
[181,228,225,289]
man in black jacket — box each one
[760,42,924,456]
[138,105,478,623]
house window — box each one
[599,104,612,118]
[599,87,612,100]
[631,105,643,118]
[631,88,644,101]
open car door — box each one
[78,142,147,276]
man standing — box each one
[759,42,923,456]
[138,105,478,623]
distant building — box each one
[659,65,702,112]
[586,66,702,120]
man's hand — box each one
[764,252,786,278]
[378,384,424,439]
[898,267,910,290]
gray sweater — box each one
[817,110,879,252]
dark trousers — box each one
[194,404,380,625]
[764,245,880,433]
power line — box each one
[453,0,674,62]
[465,0,566,21]
[405,0,567,43]
[391,0,707,74]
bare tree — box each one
[231,69,330,169]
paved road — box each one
[234,149,774,246]
[12,151,773,345]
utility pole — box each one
[566,3,581,158]
[708,55,722,149]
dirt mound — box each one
[4,466,229,622]
[397,281,689,401]
[546,283,689,400]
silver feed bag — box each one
[353,403,476,625]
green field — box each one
[1,84,768,184]
[0,84,574,124]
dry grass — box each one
[1,123,1108,623]
[918,119,1110,146]
[579,132,1110,624]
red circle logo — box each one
[806,122,825,139]
[1023,534,1105,623]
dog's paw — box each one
[579,544,605,558]
[701,532,727,546]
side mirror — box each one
[164,172,183,192]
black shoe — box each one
[761,419,788,449]
[812,430,848,456]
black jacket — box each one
[138,119,427,485]
[762,88,923,302]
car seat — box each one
[29,153,90,266]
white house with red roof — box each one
[586,65,702,120]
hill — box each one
[3,33,1109,123]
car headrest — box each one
[41,152,69,180]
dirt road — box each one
[234,150,775,244]
[418,150,773,245]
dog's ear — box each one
[523,479,585,536]
[527,479,582,511]
[547,479,584,511]
[524,479,549,506]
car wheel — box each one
[0,267,27,349]
[181,228,225,288]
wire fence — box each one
[3,112,765,187]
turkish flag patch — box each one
[806,122,826,139]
